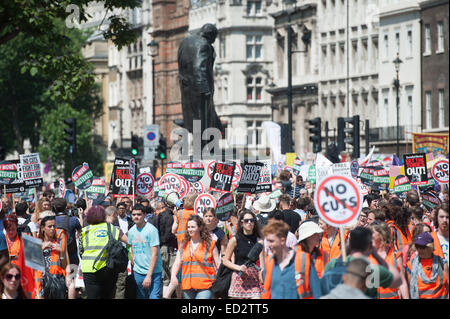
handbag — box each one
[210,263,233,298]
[42,272,68,299]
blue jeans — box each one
[133,272,163,299]
[182,289,212,299]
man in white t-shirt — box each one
[435,205,449,264]
[117,201,133,235]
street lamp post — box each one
[148,40,159,174]
[393,53,402,157]
[148,40,159,125]
[285,1,295,153]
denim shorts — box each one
[133,271,163,299]
[182,289,212,299]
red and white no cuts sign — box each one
[194,193,216,218]
[136,173,155,197]
[314,174,363,228]
[431,159,449,184]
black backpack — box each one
[56,215,77,256]
[93,223,128,273]
[17,219,32,235]
[319,258,347,296]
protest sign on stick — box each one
[314,174,363,261]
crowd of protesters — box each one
[0,169,448,299]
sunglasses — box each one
[242,218,255,224]
[415,244,428,249]
[5,274,21,281]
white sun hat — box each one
[297,221,324,243]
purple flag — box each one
[44,156,51,174]
[392,155,402,166]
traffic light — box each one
[280,123,290,154]
[156,137,167,160]
[131,135,139,156]
[308,117,322,153]
[325,142,340,163]
[0,145,5,161]
[63,118,76,154]
[337,115,360,159]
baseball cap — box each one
[414,232,433,247]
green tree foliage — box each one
[0,1,140,174]
[0,0,141,48]
[38,103,103,178]
[0,0,140,177]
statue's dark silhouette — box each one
[177,23,223,135]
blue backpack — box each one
[320,258,347,295]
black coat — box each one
[177,32,222,134]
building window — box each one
[406,86,414,136]
[437,22,444,52]
[247,76,263,102]
[425,91,432,128]
[425,24,431,54]
[439,89,445,127]
[223,77,229,102]
[407,28,413,56]
[246,1,262,16]
[382,90,389,127]
[246,35,262,60]
[247,120,263,147]
[383,33,389,59]
[219,34,226,59]
[395,31,400,54]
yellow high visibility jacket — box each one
[80,222,120,273]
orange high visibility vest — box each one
[369,247,401,299]
[430,230,445,259]
[175,209,197,246]
[262,247,313,299]
[180,240,217,290]
[314,249,329,279]
[408,221,414,234]
[34,229,67,296]
[390,223,411,252]
[408,256,448,299]
[5,235,36,299]
[320,230,344,260]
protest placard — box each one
[72,162,94,190]
[194,193,216,218]
[237,162,263,194]
[256,160,272,193]
[391,175,412,197]
[58,178,66,198]
[0,161,18,184]
[422,190,441,210]
[216,192,234,221]
[136,172,155,197]
[110,158,133,198]
[85,177,106,200]
[403,153,428,185]
[22,234,45,272]
[166,161,205,183]
[372,166,390,191]
[209,161,235,193]
[0,160,25,194]
[314,174,363,228]
[19,153,43,188]
[431,159,449,184]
